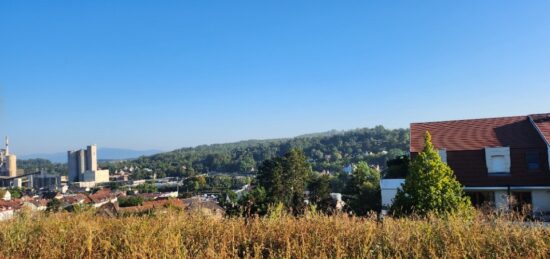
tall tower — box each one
[6,154,16,177]
[86,145,98,171]
[4,136,9,155]
[68,151,79,183]
[68,145,100,184]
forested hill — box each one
[123,126,409,178]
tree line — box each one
[111,126,409,179]
[221,132,471,218]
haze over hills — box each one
[19,148,164,163]
[17,127,409,176]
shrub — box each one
[391,132,472,217]
[118,196,144,207]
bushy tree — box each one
[240,186,268,216]
[308,174,333,212]
[46,199,63,212]
[384,155,410,179]
[136,183,158,194]
[391,132,471,217]
[118,196,144,207]
[8,188,23,199]
[254,148,311,215]
[344,162,381,215]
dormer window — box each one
[485,147,511,174]
[526,151,540,171]
[491,155,506,172]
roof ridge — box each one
[411,115,527,125]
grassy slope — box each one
[0,211,549,258]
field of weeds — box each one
[0,211,548,258]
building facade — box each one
[382,113,550,213]
[30,170,62,191]
[67,145,109,186]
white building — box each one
[68,145,110,187]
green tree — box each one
[196,176,207,189]
[136,183,158,194]
[308,174,333,213]
[255,148,311,215]
[238,152,256,172]
[384,155,410,179]
[240,186,268,216]
[8,188,23,199]
[118,196,144,207]
[344,162,381,215]
[46,199,63,212]
[219,190,240,216]
[391,132,471,217]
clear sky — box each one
[1,1,549,155]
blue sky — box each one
[1,1,550,155]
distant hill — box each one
[121,126,410,179]
[20,148,163,163]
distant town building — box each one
[0,137,17,177]
[68,145,109,187]
[30,170,63,191]
[0,137,27,188]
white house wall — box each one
[380,179,405,207]
[532,190,550,213]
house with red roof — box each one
[87,188,118,208]
[382,113,550,213]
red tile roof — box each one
[63,194,91,204]
[410,115,547,152]
[0,199,23,210]
[531,113,550,145]
[88,189,114,204]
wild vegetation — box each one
[109,126,409,179]
[0,210,548,258]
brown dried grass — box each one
[0,210,548,258]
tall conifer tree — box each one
[392,132,471,216]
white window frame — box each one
[485,147,511,174]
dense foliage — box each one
[241,149,311,215]
[383,155,409,179]
[8,187,23,199]
[136,183,158,194]
[391,132,472,217]
[343,162,381,215]
[118,196,144,207]
[110,126,409,179]
[221,149,383,217]
[308,174,333,212]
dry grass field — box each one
[0,210,548,258]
